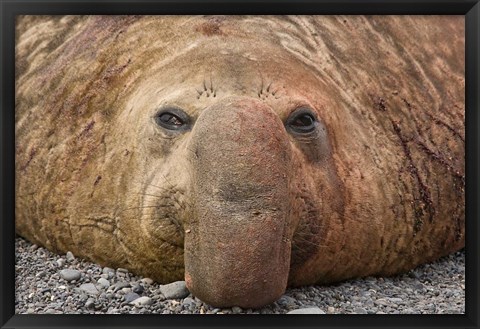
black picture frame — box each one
[1,1,478,329]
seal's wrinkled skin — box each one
[15,16,465,308]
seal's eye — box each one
[155,107,191,131]
[286,108,318,134]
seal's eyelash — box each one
[197,77,217,99]
[258,80,281,100]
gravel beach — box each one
[15,236,465,314]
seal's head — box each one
[124,36,344,307]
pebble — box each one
[353,307,368,314]
[277,295,296,307]
[141,278,154,285]
[130,296,153,307]
[56,259,66,267]
[85,298,95,309]
[287,307,326,314]
[159,281,190,299]
[97,278,110,289]
[59,269,81,282]
[232,306,243,313]
[124,292,140,303]
[182,297,195,307]
[79,283,99,295]
[65,251,75,262]
[114,282,131,291]
[132,284,144,294]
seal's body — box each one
[15,16,465,308]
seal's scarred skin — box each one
[15,15,465,308]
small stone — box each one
[56,259,66,267]
[414,283,425,291]
[124,292,140,303]
[141,278,154,285]
[160,281,190,299]
[117,267,129,273]
[40,288,51,294]
[353,307,368,314]
[182,297,195,307]
[375,298,390,306]
[59,269,81,282]
[97,278,110,289]
[132,284,144,294]
[388,297,404,304]
[79,283,99,295]
[65,251,75,262]
[327,306,335,314]
[114,281,131,291]
[277,295,296,306]
[103,267,115,274]
[287,307,325,314]
[85,298,95,309]
[294,292,307,300]
[130,296,153,307]
[232,306,243,314]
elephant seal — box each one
[15,15,465,308]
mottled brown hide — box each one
[15,15,464,308]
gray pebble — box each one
[121,287,132,293]
[287,307,326,314]
[232,306,243,313]
[130,296,153,307]
[182,297,195,307]
[114,281,131,291]
[141,278,154,285]
[277,295,296,306]
[160,281,190,299]
[353,307,368,314]
[294,292,307,300]
[59,269,81,282]
[388,297,404,304]
[97,278,110,289]
[56,259,66,267]
[132,284,144,294]
[65,251,75,262]
[79,283,99,295]
[124,292,140,303]
[85,298,95,309]
[375,298,390,306]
